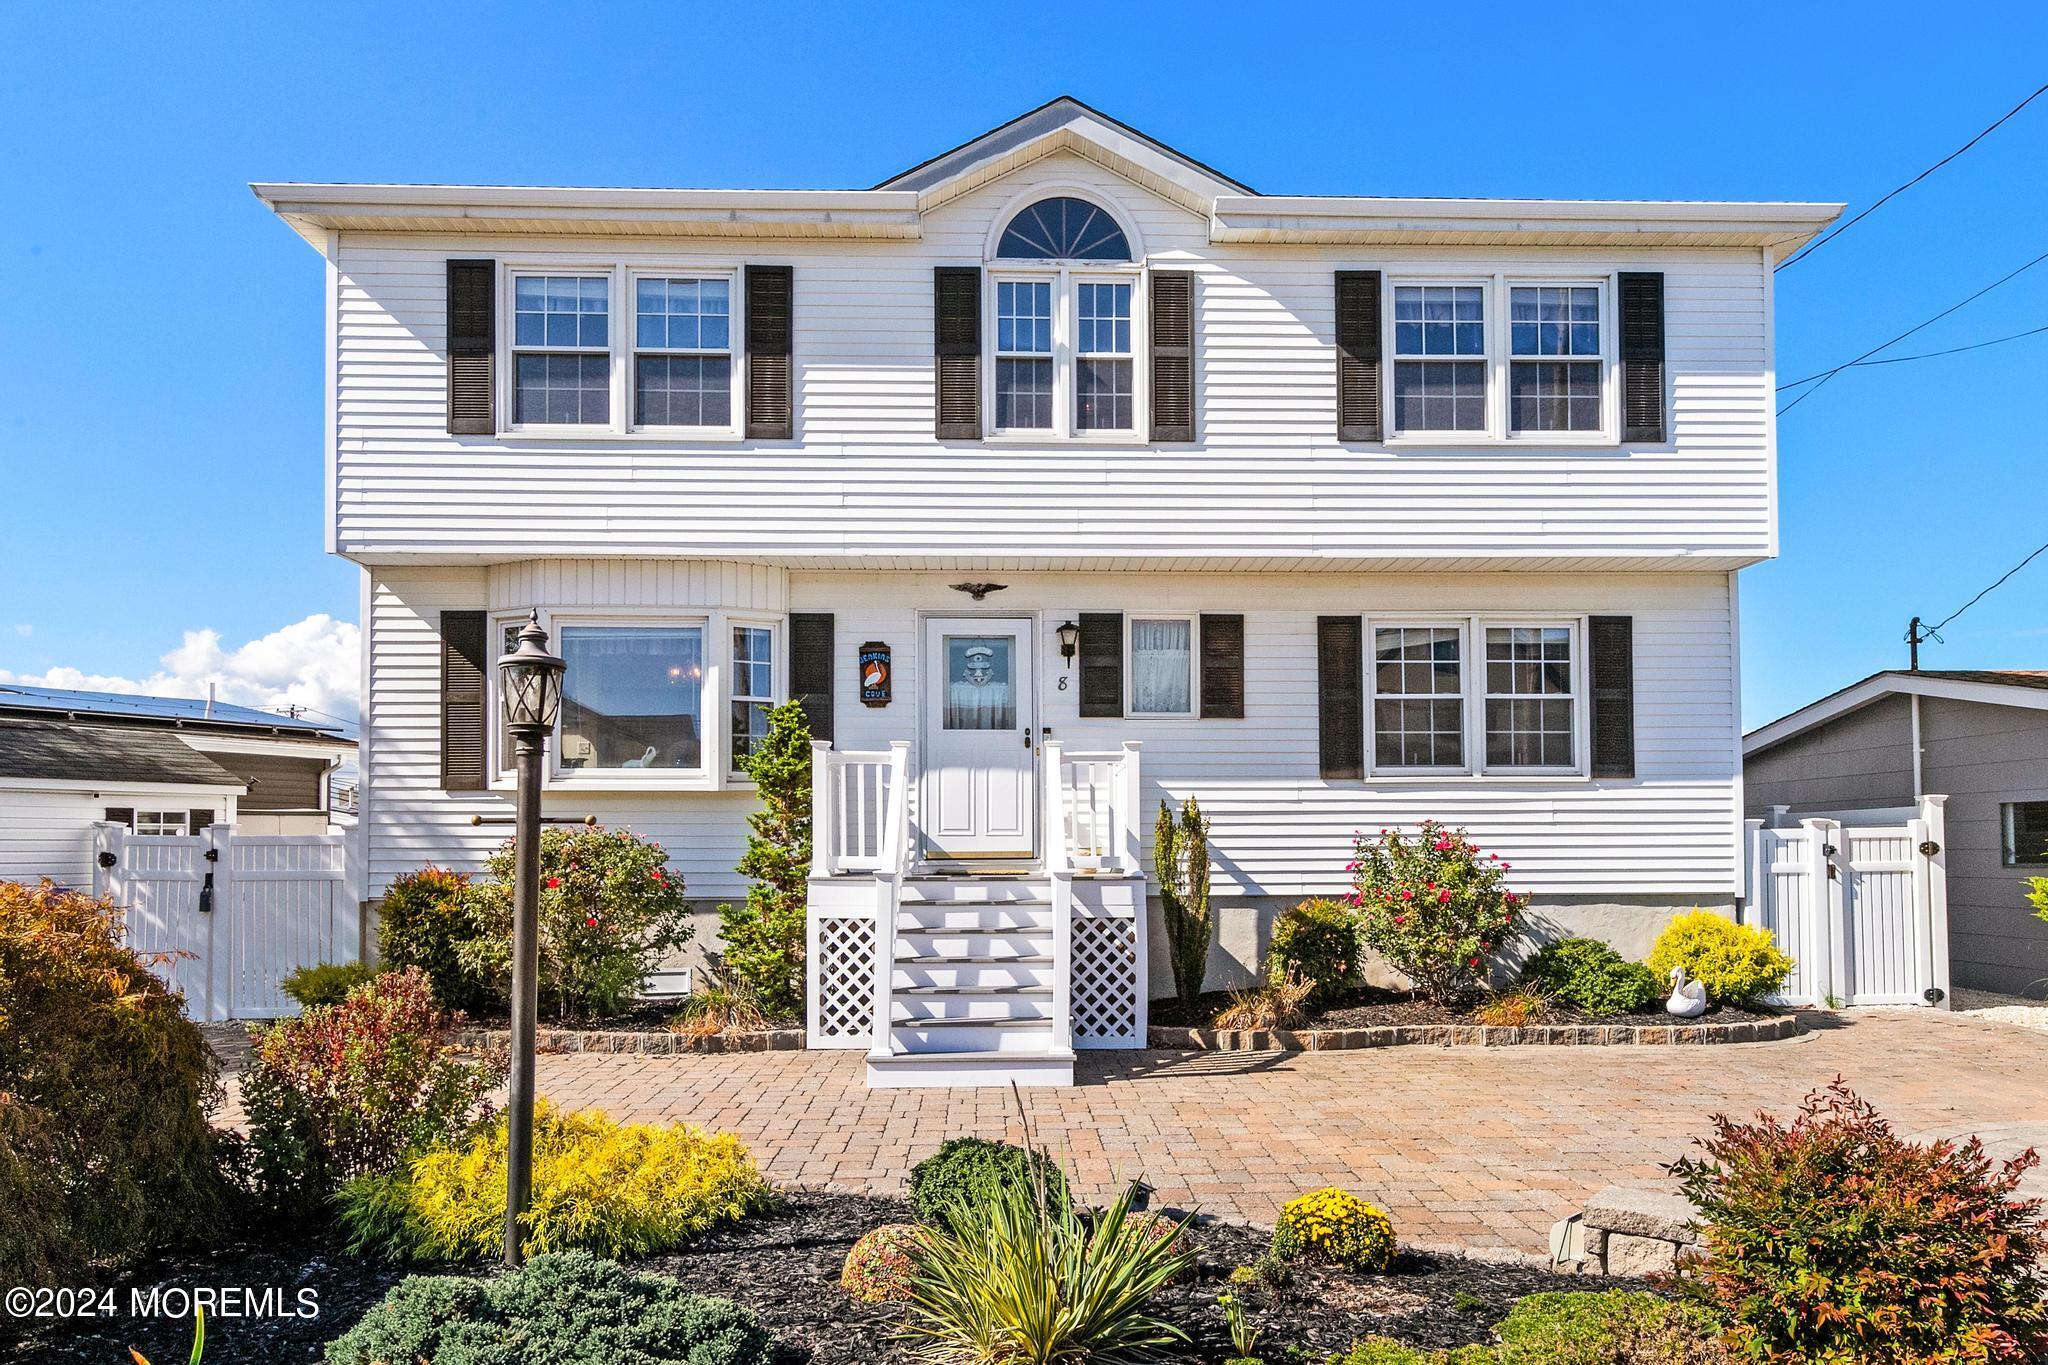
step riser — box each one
[895,963,1054,991]
[866,1055,1074,1088]
[894,998,1053,1023]
[901,879,1052,905]
[896,932,1049,961]
[891,1023,1057,1054]
[897,906,1052,933]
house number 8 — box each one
[1057,675,1069,691]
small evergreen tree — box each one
[1155,797,1213,1004]
[714,699,812,1019]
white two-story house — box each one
[258,98,1836,1085]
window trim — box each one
[627,267,740,436]
[1480,618,1587,775]
[1378,273,1620,447]
[1360,613,1590,778]
[1125,613,1198,719]
[503,266,617,435]
[133,809,191,837]
[2003,801,2048,867]
[496,260,748,441]
[983,266,1148,441]
[1366,618,1472,776]
[1387,279,1494,440]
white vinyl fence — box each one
[1742,794,1951,1009]
[92,822,361,1019]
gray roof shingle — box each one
[0,717,246,788]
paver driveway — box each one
[529,1010,2048,1256]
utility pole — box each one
[1905,616,1926,671]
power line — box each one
[1777,247,2048,415]
[1777,320,2048,390]
[1929,539,2048,634]
[1779,80,2048,272]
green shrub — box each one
[840,1223,919,1304]
[1490,1291,1730,1363]
[909,1137,1068,1227]
[901,1173,1192,1363]
[1157,796,1214,1004]
[1270,1186,1396,1273]
[340,1101,772,1261]
[1520,938,1661,1017]
[280,960,382,1010]
[1350,822,1524,1002]
[1269,897,1361,1006]
[240,966,503,1217]
[0,881,228,1283]
[715,698,812,1019]
[1672,1080,2048,1364]
[324,1249,773,1365]
[458,825,694,1018]
[374,866,482,1012]
[1647,911,1792,1006]
[1329,1340,1438,1365]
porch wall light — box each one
[1056,619,1080,666]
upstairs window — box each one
[988,196,1140,438]
[634,277,733,428]
[1510,285,1603,433]
[995,196,1130,262]
[1076,282,1134,431]
[513,275,610,425]
[994,280,1054,430]
[1392,285,1487,433]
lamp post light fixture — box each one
[496,610,564,1267]
[1056,619,1080,667]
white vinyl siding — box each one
[329,151,1773,567]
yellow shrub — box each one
[340,1101,772,1260]
[1647,910,1793,1006]
[1270,1187,1396,1272]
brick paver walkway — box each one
[525,1010,2048,1256]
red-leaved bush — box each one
[1671,1079,2048,1364]
[239,967,505,1216]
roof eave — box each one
[1210,197,1844,255]
[1744,671,2048,755]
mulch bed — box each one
[1150,984,1784,1031]
[7,1191,1613,1364]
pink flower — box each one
[1393,914,1406,925]
[1438,890,1451,904]
[1400,889,1415,901]
[1434,838,1451,851]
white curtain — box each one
[1131,619,1192,714]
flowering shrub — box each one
[1520,937,1662,1017]
[1268,897,1361,1006]
[459,825,694,1018]
[1672,1080,2048,1363]
[240,967,504,1216]
[841,1223,921,1303]
[339,1101,772,1261]
[1349,821,1523,1002]
[374,865,482,1011]
[0,881,228,1282]
[1647,911,1792,1006]
[1269,1187,1396,1273]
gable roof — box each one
[875,96,1255,214]
[0,716,247,789]
[1744,670,2048,755]
[0,684,350,740]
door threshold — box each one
[915,861,1043,878]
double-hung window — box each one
[512,275,610,425]
[729,625,774,772]
[1392,285,1487,434]
[1076,282,1134,431]
[1372,625,1465,769]
[994,281,1055,431]
[1484,626,1577,769]
[1509,285,1603,433]
[634,276,733,429]
[1129,617,1194,716]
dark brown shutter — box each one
[104,807,135,830]
[1198,613,1243,719]
[745,264,794,439]
[439,610,488,792]
[1149,270,1195,442]
[1335,270,1383,442]
[1619,272,1666,443]
[1588,615,1636,778]
[789,612,835,743]
[1317,616,1364,779]
[189,809,215,833]
[1078,612,1123,718]
[446,259,496,436]
[934,266,981,439]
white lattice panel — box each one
[1072,914,1141,1047]
[809,914,877,1048]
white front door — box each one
[922,616,1035,859]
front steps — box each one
[866,875,1074,1087]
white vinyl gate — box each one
[1742,795,1951,1009]
[92,822,361,1019]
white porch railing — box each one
[1049,740,1144,875]
[1045,739,1148,1048]
[806,741,912,1060]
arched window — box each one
[995,197,1131,262]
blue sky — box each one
[1,2,2043,729]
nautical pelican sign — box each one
[859,642,892,706]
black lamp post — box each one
[496,610,564,1267]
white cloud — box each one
[0,614,361,723]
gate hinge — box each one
[1918,840,1941,857]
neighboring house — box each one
[257,97,1835,1082]
[1744,669,2048,997]
[0,685,355,886]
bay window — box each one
[730,625,774,772]
[556,624,704,773]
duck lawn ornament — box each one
[1665,966,1709,1018]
